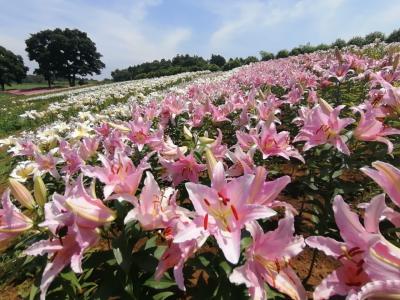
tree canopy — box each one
[210,54,226,67]
[111,54,255,82]
[0,45,28,91]
[25,28,105,87]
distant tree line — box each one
[260,29,400,60]
[111,54,259,82]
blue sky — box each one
[1,0,400,78]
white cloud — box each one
[0,0,192,78]
[208,0,346,52]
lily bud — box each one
[107,122,130,133]
[34,175,47,207]
[319,98,333,114]
[183,126,193,140]
[9,178,35,209]
[65,197,116,223]
[335,48,343,63]
[205,148,217,179]
[90,178,97,198]
[199,136,215,145]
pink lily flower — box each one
[0,189,33,249]
[124,171,191,230]
[353,105,400,153]
[208,129,228,159]
[229,213,306,300]
[347,280,400,300]
[79,137,99,161]
[155,218,208,291]
[188,106,206,127]
[94,122,111,137]
[34,151,61,179]
[159,150,206,186]
[293,104,354,155]
[9,139,38,157]
[143,99,161,121]
[103,129,130,157]
[59,140,84,176]
[25,176,115,300]
[46,175,116,229]
[127,117,153,151]
[175,162,276,264]
[226,145,256,176]
[25,224,99,300]
[380,81,400,113]
[155,240,198,291]
[211,104,230,123]
[236,129,258,151]
[256,123,304,163]
[363,239,400,284]
[245,166,294,212]
[256,94,281,123]
[361,161,400,208]
[306,195,382,300]
[284,85,303,105]
[83,152,150,201]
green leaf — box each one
[113,247,123,265]
[154,245,167,260]
[61,271,81,293]
[153,291,174,300]
[198,256,210,267]
[145,235,157,250]
[332,169,343,178]
[29,284,39,300]
[144,277,177,289]
[219,261,231,275]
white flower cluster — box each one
[18,71,211,120]
[4,70,232,149]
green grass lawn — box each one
[4,81,69,90]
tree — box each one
[54,28,105,86]
[25,29,57,88]
[347,36,366,47]
[386,28,400,43]
[331,38,347,49]
[276,49,289,59]
[25,28,105,87]
[210,54,226,67]
[259,51,274,61]
[0,46,28,91]
[365,31,385,44]
[244,56,259,64]
[289,47,302,56]
[315,43,330,51]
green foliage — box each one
[276,49,289,58]
[386,28,400,43]
[347,36,366,47]
[210,54,226,67]
[112,54,212,82]
[365,31,385,44]
[331,38,347,49]
[0,45,28,91]
[259,51,274,61]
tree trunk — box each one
[47,78,52,89]
[71,74,76,87]
[1,82,4,91]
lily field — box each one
[1,41,400,300]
